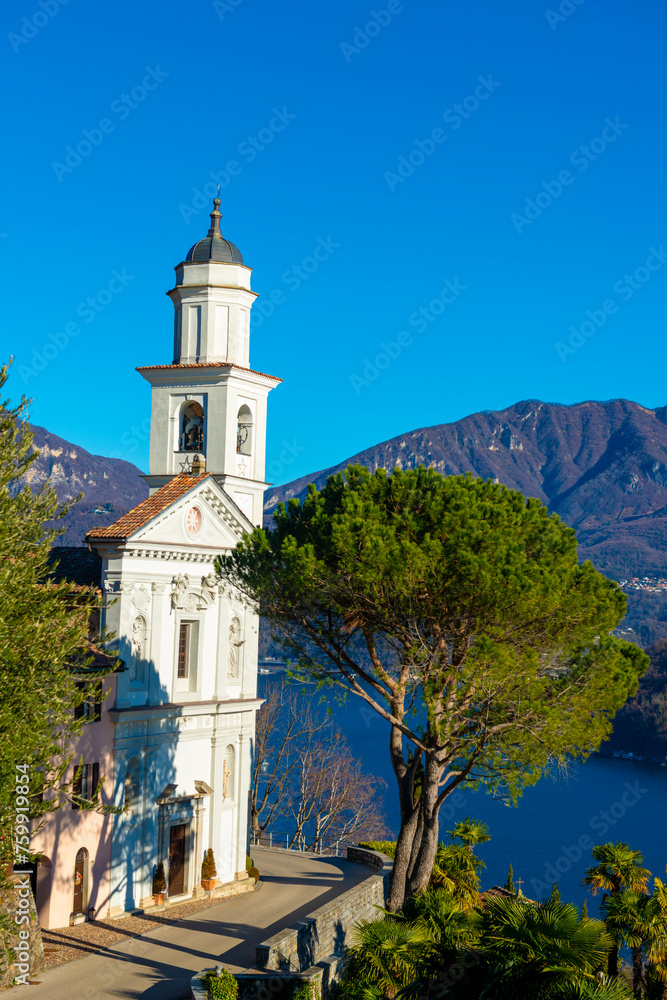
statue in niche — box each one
[222,758,232,800]
[130,615,148,682]
[180,403,204,452]
[170,573,190,610]
[201,572,217,606]
[229,618,242,677]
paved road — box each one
[17,848,370,1000]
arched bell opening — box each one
[180,402,205,453]
[236,405,253,456]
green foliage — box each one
[202,968,238,1000]
[217,464,648,903]
[290,980,315,1000]
[583,842,651,897]
[152,863,166,895]
[0,364,114,846]
[246,855,254,872]
[337,889,617,1000]
[201,848,217,880]
[359,841,397,860]
[505,863,516,894]
[448,817,491,853]
[430,844,483,908]
[551,883,562,904]
[248,866,260,884]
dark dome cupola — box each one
[185,198,243,264]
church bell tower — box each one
[138,199,281,526]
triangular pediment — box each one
[129,477,252,550]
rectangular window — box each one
[74,682,102,723]
[177,623,190,679]
[72,763,100,810]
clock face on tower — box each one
[185,506,202,537]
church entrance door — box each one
[168,825,186,896]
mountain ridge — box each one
[264,397,667,580]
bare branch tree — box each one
[252,682,388,850]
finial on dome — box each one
[207,198,222,239]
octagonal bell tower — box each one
[138,200,281,526]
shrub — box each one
[202,848,217,881]
[249,866,260,884]
[358,841,396,860]
[246,855,254,872]
[291,980,315,1000]
[152,863,166,895]
[202,968,238,1000]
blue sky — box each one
[2,0,665,486]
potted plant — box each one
[152,862,166,905]
[201,848,217,891]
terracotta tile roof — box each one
[136,362,282,382]
[86,473,210,541]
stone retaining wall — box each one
[192,847,394,1000]
[256,846,393,974]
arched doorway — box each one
[35,856,52,928]
[73,848,88,916]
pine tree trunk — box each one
[386,724,420,912]
[406,754,445,898]
[407,796,424,882]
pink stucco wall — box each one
[30,676,117,930]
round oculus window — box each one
[185,506,202,536]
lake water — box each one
[259,675,667,914]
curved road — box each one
[16,848,370,1000]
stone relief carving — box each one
[201,572,217,605]
[131,585,151,613]
[170,574,190,610]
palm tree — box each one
[583,842,651,977]
[603,889,645,998]
[444,895,613,999]
[641,877,667,1000]
[448,817,491,855]
[344,916,430,1000]
[430,843,484,908]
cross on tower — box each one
[515,877,524,895]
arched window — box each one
[180,402,204,453]
[130,615,148,685]
[125,758,141,814]
[73,848,89,916]
[228,617,242,678]
[236,405,253,455]
[223,745,236,802]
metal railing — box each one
[250,831,351,856]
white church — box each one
[31,200,280,926]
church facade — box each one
[31,201,280,928]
